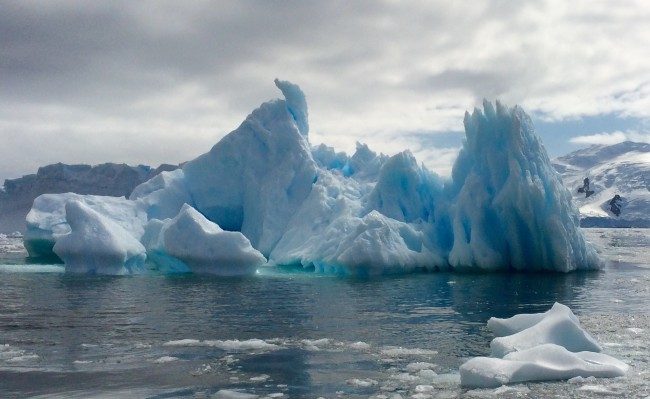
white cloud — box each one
[569,131,650,145]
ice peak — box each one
[274,78,309,138]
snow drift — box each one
[24,80,601,275]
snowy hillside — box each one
[553,142,650,227]
[0,163,177,233]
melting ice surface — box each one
[23,80,601,275]
[0,229,648,398]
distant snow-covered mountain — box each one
[553,141,650,227]
[0,162,177,233]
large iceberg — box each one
[24,80,602,275]
[460,303,628,388]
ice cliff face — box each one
[183,79,317,255]
[24,81,602,275]
[552,141,650,227]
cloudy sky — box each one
[2,0,649,182]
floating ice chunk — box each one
[250,374,270,382]
[53,200,146,274]
[6,354,39,362]
[350,341,371,350]
[213,390,259,399]
[460,343,628,388]
[490,303,601,357]
[206,339,279,351]
[381,347,437,357]
[487,302,580,337]
[346,378,378,387]
[406,362,437,372]
[577,384,619,394]
[163,338,279,351]
[162,339,201,347]
[301,338,330,351]
[153,356,179,363]
[461,303,627,388]
[414,385,434,393]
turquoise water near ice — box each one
[0,229,648,398]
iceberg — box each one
[460,303,627,388]
[24,80,602,275]
[53,200,146,274]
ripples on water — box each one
[0,229,648,398]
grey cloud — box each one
[1,0,649,182]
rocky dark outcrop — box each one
[0,162,177,233]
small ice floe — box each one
[488,302,601,357]
[380,347,437,357]
[349,341,371,350]
[0,344,39,363]
[415,369,438,383]
[346,378,378,387]
[250,374,270,382]
[190,363,212,376]
[6,354,39,363]
[163,338,279,351]
[465,385,531,397]
[578,384,620,395]
[406,362,437,372]
[301,338,330,351]
[153,356,179,363]
[213,389,259,399]
[73,360,93,364]
[460,302,629,388]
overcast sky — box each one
[2,0,649,182]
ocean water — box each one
[0,229,648,398]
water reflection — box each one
[0,263,647,396]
